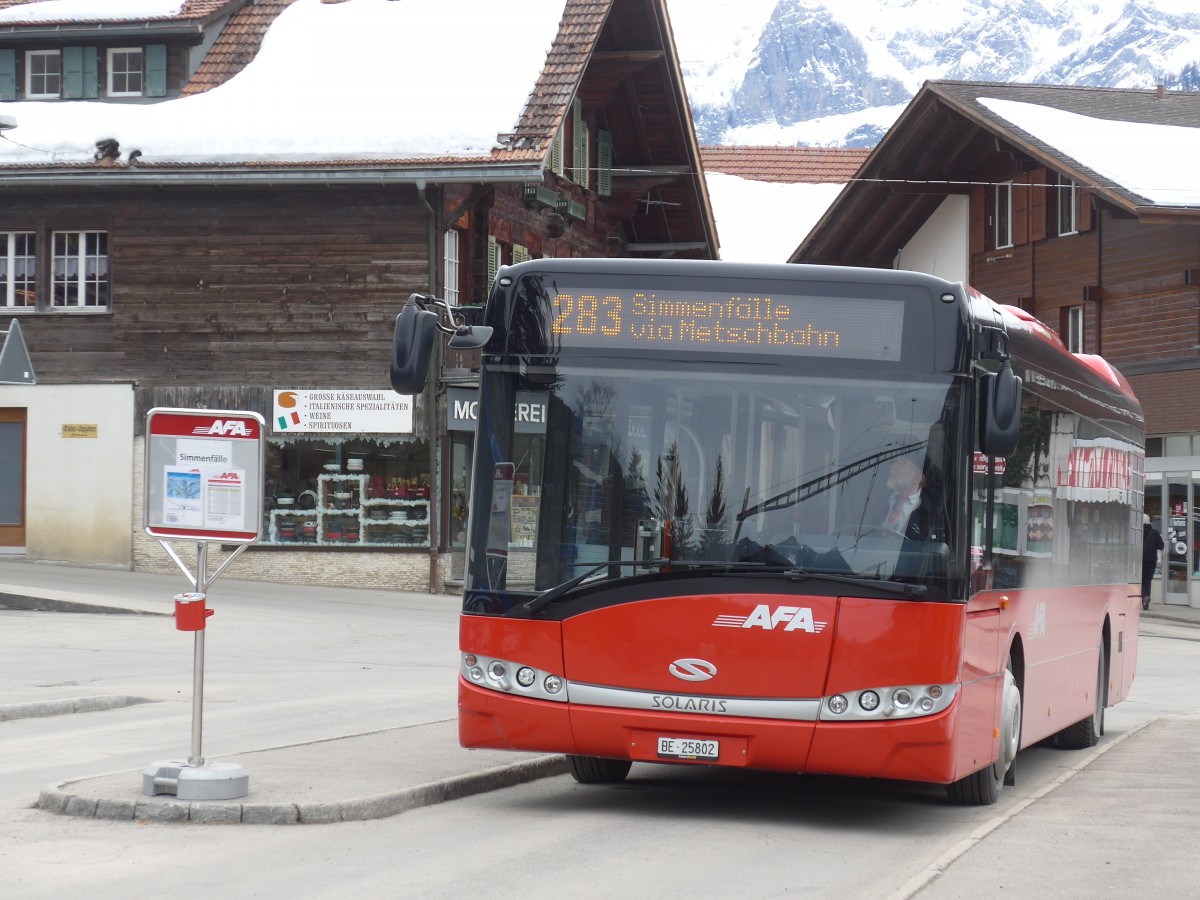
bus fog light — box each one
[919,697,935,711]
[468,667,484,682]
[516,666,536,688]
[858,690,880,712]
[893,689,913,708]
[828,695,849,715]
[488,661,507,680]
[544,675,564,694]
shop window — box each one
[1145,437,1162,458]
[263,437,431,547]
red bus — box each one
[391,259,1144,804]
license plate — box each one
[657,737,719,760]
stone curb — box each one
[0,591,167,617]
[36,754,569,825]
[0,696,154,723]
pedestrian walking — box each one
[1142,514,1163,611]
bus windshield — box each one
[465,358,967,608]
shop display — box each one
[268,474,431,547]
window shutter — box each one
[969,186,985,255]
[1028,168,1047,242]
[0,49,15,101]
[1013,173,1030,246]
[1077,187,1093,232]
[146,44,167,97]
[513,244,529,265]
[572,98,586,186]
[63,46,97,99]
[550,129,563,176]
[597,129,612,196]
[487,235,499,287]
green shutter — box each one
[62,47,97,99]
[572,98,586,186]
[597,129,612,197]
[487,235,499,287]
[550,129,563,176]
[146,44,167,97]
[0,50,15,101]
[513,244,529,265]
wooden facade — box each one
[796,81,1200,439]
[0,0,717,588]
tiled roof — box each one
[700,146,869,183]
[499,0,606,155]
[184,0,298,95]
[0,0,239,22]
[185,0,593,163]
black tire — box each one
[947,656,1021,805]
[567,755,632,784]
[1056,642,1106,750]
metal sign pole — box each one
[188,542,208,767]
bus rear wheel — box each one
[947,658,1021,805]
[1056,641,1106,750]
[567,755,632,784]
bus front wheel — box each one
[947,657,1021,805]
[567,755,632,784]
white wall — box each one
[895,195,970,284]
[0,383,135,566]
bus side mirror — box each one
[979,361,1022,458]
[390,297,438,394]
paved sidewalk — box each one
[2,557,1198,827]
[0,557,567,825]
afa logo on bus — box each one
[712,605,828,633]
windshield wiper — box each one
[738,567,929,599]
[521,558,773,615]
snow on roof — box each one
[0,1,186,23]
[0,0,567,165]
[980,96,1200,207]
[705,171,845,263]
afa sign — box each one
[144,408,265,543]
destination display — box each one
[545,287,905,361]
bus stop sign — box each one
[144,408,265,543]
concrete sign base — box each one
[143,760,249,801]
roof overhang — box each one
[0,162,547,190]
[0,23,206,41]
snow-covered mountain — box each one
[666,0,1200,146]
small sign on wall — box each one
[61,424,99,439]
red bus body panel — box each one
[459,584,1138,786]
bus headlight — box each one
[821,684,958,720]
[460,652,569,703]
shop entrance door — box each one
[0,408,26,548]
[1164,476,1191,606]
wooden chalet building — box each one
[0,0,717,591]
[795,80,1200,606]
